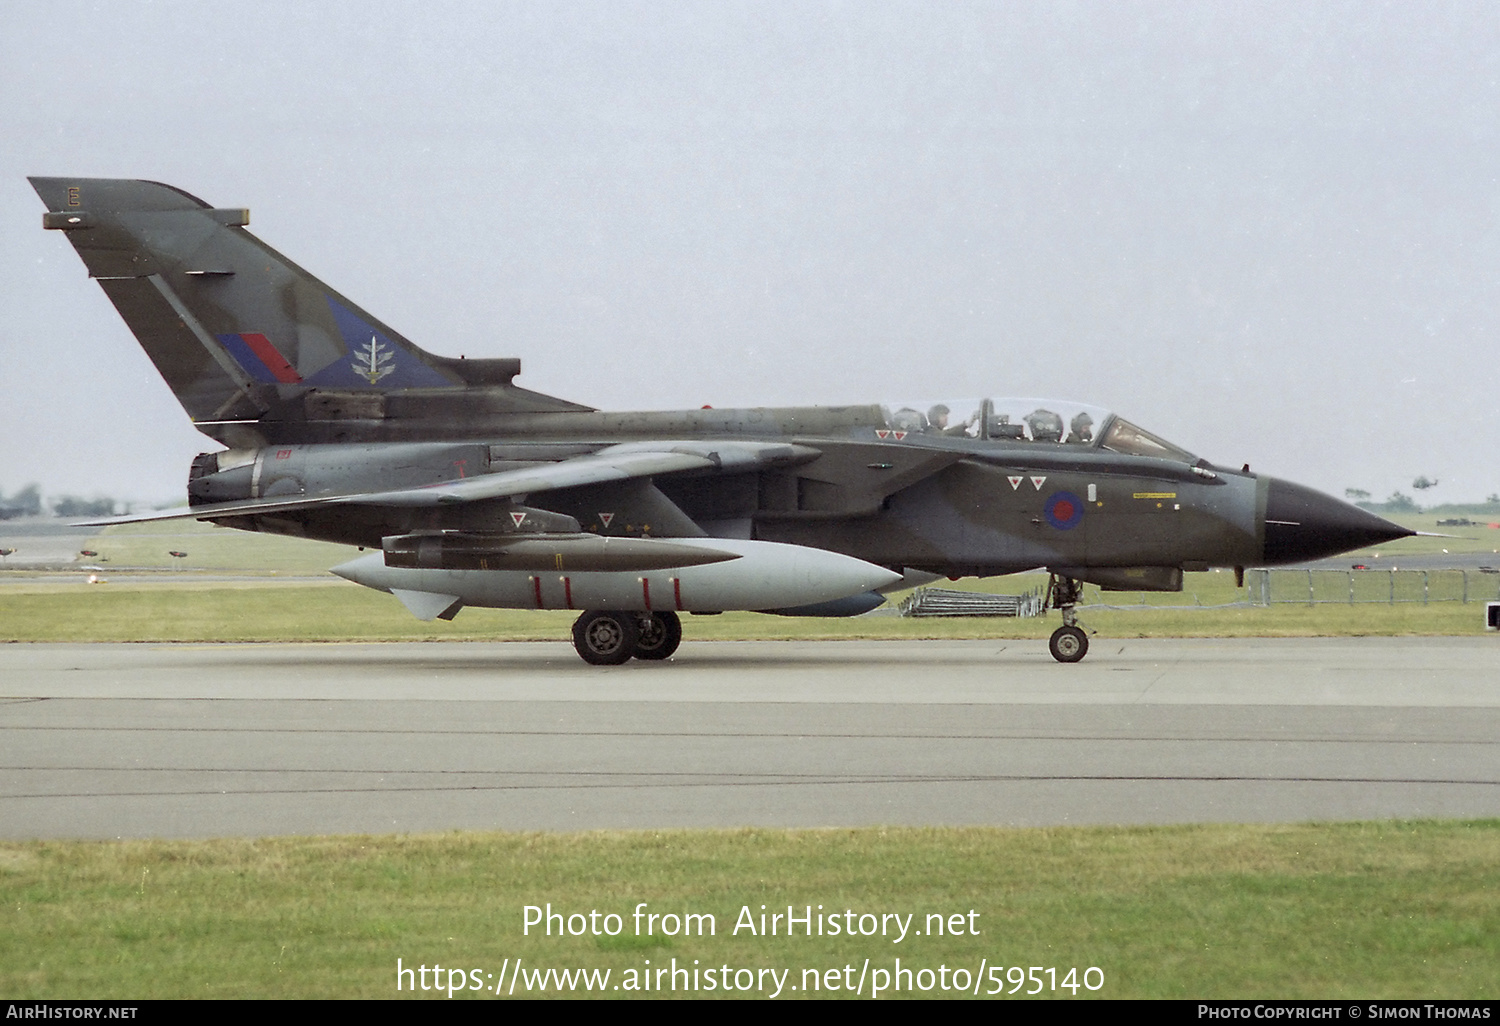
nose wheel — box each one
[1045,574,1091,663]
[1048,625,1089,663]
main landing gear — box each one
[570,610,683,665]
[632,610,683,661]
[1045,574,1090,663]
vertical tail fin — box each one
[30,177,584,446]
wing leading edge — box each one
[77,441,821,526]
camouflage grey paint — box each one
[34,177,1412,598]
[29,177,585,450]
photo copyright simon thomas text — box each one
[1199,1006,1492,1020]
[394,902,1105,998]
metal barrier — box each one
[1245,568,1500,606]
[900,587,1044,618]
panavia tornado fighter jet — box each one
[31,177,1415,664]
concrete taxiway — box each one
[1,638,1497,840]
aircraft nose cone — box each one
[1261,478,1414,564]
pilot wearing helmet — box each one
[1026,408,1064,443]
[1068,411,1094,444]
[928,403,979,437]
[890,407,927,433]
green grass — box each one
[1,569,1494,642]
[4,522,1495,1001]
[80,519,357,572]
[0,514,1488,643]
[1359,513,1500,557]
[1394,503,1500,519]
[1,822,1495,999]
[0,574,1492,642]
[67,511,1500,571]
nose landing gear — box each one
[1045,574,1090,663]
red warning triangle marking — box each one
[599,512,615,528]
[1008,476,1023,490]
[510,512,527,527]
[875,429,891,439]
[893,431,907,441]
[1031,476,1047,490]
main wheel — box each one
[1048,625,1089,663]
[572,611,641,665]
[633,610,682,660]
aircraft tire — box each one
[633,611,683,660]
[1048,625,1089,663]
[572,611,641,665]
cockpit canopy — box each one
[879,398,1197,462]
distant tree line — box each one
[1372,491,1422,514]
[1346,485,1500,515]
[0,483,117,519]
[50,496,119,517]
[0,484,42,519]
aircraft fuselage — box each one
[32,176,1416,664]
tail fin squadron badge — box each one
[352,336,395,384]
[28,177,1420,669]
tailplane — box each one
[30,177,586,446]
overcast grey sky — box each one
[2,0,1497,506]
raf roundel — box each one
[29,177,1418,666]
[1044,490,1085,530]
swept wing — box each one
[76,441,819,526]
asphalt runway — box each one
[2,637,1498,840]
[0,518,98,569]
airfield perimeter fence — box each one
[900,587,1046,617]
[896,570,1500,616]
[1243,568,1500,607]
